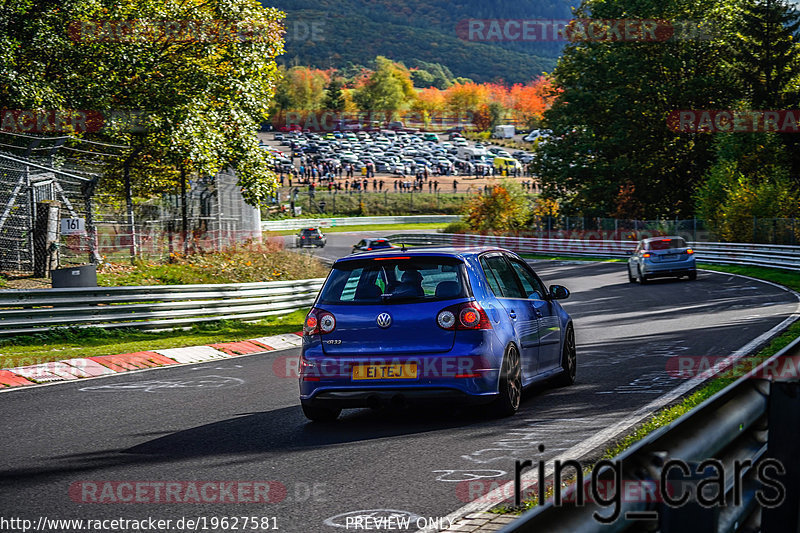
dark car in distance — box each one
[351,238,395,254]
[295,228,326,248]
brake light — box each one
[304,308,336,335]
[686,249,694,254]
[642,253,651,258]
[366,248,372,251]
[374,256,410,260]
[437,302,492,330]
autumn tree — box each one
[464,181,530,232]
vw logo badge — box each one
[376,313,392,328]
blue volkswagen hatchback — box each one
[298,248,576,421]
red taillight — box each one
[304,308,336,335]
[642,253,651,258]
[686,249,694,254]
[301,236,305,239]
[437,302,492,330]
[366,247,372,250]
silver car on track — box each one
[627,236,696,283]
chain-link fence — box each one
[0,151,93,274]
[87,169,261,265]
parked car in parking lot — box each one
[299,248,575,421]
[295,227,327,248]
[627,236,696,283]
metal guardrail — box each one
[384,233,800,271]
[261,215,459,231]
[0,278,325,336]
[499,335,800,533]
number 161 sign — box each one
[60,218,86,235]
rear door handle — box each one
[534,309,543,318]
[508,311,517,319]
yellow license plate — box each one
[352,363,418,380]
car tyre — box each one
[637,266,647,284]
[553,325,577,387]
[489,344,522,418]
[627,266,636,283]
[301,403,341,422]
[687,271,697,281]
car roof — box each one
[335,246,512,264]
[641,235,685,243]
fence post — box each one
[761,380,800,533]
[659,461,720,532]
[82,177,101,264]
[33,200,60,278]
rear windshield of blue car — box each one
[318,257,469,305]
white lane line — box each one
[419,272,800,533]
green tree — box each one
[533,0,741,218]
[727,0,800,108]
[410,60,455,89]
[323,78,346,111]
[1,0,285,261]
[352,56,415,115]
[695,132,798,241]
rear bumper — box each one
[302,388,497,409]
[641,258,696,278]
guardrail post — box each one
[761,380,800,533]
[658,461,720,532]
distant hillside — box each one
[263,0,579,84]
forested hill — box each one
[263,0,579,83]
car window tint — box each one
[480,257,503,295]
[481,256,525,298]
[509,259,545,299]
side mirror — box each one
[549,285,570,300]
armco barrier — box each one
[261,215,458,232]
[498,336,800,533]
[384,233,800,271]
[0,278,325,336]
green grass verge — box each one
[264,222,449,236]
[0,309,308,369]
[491,260,800,514]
